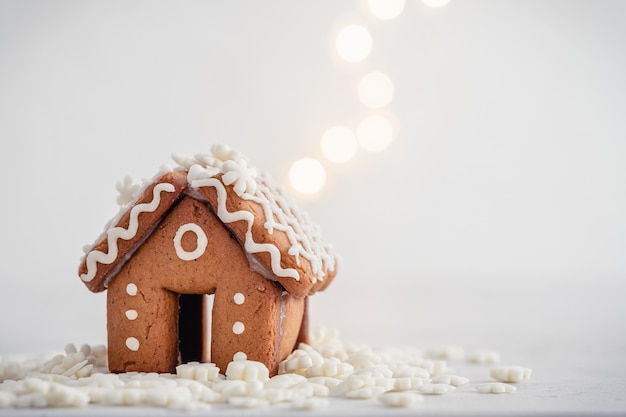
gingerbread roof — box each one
[78,145,339,298]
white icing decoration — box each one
[225,360,270,382]
[116,176,141,207]
[233,351,247,361]
[176,362,220,382]
[125,337,140,351]
[211,144,232,162]
[292,397,330,410]
[172,152,221,172]
[232,322,245,335]
[233,293,245,305]
[431,374,469,386]
[173,223,208,261]
[81,183,177,282]
[125,310,138,320]
[476,382,517,394]
[220,158,258,196]
[126,283,138,296]
[171,153,200,170]
[490,366,532,383]
[211,144,249,164]
[415,383,456,395]
[379,392,424,408]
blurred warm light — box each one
[335,24,372,63]
[289,157,327,195]
[368,0,405,20]
[320,126,358,163]
[357,71,395,109]
[357,114,394,152]
[422,0,451,8]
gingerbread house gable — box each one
[79,146,338,297]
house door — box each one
[178,293,214,363]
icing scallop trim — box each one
[80,183,177,282]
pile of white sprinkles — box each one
[0,328,531,411]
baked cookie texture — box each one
[78,145,338,375]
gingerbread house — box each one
[78,145,338,375]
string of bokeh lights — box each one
[288,0,451,196]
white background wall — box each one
[1,1,624,356]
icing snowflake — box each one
[221,158,258,196]
[116,176,140,206]
[211,144,249,165]
[194,153,221,169]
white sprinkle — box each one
[125,337,140,351]
[467,349,501,364]
[233,293,245,305]
[476,382,517,394]
[126,283,138,296]
[225,360,269,382]
[490,366,532,383]
[292,397,329,410]
[416,360,448,375]
[431,374,470,386]
[416,383,456,395]
[390,365,430,379]
[175,362,220,382]
[213,380,262,398]
[378,391,424,408]
[392,376,426,391]
[232,321,245,335]
[0,330,532,411]
[0,391,17,408]
[228,396,269,409]
[125,310,138,320]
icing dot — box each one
[125,337,140,351]
[126,283,137,296]
[125,310,138,320]
[233,351,247,361]
[173,223,208,261]
[232,321,245,335]
[233,293,245,305]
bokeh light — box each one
[422,0,451,8]
[356,114,394,152]
[320,126,358,163]
[288,157,327,195]
[335,24,372,63]
[368,0,406,20]
[357,71,395,109]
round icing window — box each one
[173,223,208,261]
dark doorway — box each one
[178,294,203,363]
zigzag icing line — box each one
[80,183,176,282]
[191,177,300,281]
